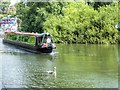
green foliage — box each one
[87,2,112,10]
[97,3,118,44]
[0,2,10,14]
[119,2,120,24]
[16,2,67,33]
[16,2,119,44]
[43,2,118,44]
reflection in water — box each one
[55,44,118,88]
[118,44,120,90]
[0,38,118,88]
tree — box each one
[16,2,67,33]
[0,1,10,14]
[16,2,119,44]
[43,2,118,44]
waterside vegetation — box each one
[15,2,119,44]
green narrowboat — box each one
[3,31,56,53]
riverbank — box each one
[0,29,120,44]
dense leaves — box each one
[15,2,119,44]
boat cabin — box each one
[36,33,53,46]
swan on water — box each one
[46,67,56,78]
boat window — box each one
[37,37,42,45]
[23,36,29,42]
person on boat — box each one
[43,35,51,43]
[47,36,51,43]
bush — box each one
[16,2,119,44]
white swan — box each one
[46,67,56,78]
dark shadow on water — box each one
[1,42,57,58]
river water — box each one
[0,38,118,89]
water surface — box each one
[0,38,118,88]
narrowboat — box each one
[3,31,56,53]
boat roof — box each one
[4,31,51,37]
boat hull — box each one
[3,39,53,53]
